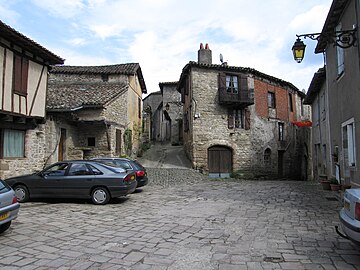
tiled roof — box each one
[0,20,64,65]
[47,82,127,111]
[315,0,349,53]
[304,68,326,104]
[178,61,302,95]
[50,63,140,75]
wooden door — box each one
[58,129,66,161]
[208,146,232,176]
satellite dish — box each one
[220,53,223,63]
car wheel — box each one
[0,221,11,234]
[14,185,29,203]
[91,187,110,205]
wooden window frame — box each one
[268,92,276,109]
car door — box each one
[38,162,70,196]
[61,163,95,198]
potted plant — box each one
[330,177,341,191]
[319,175,331,190]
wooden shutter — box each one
[13,55,22,93]
[218,73,226,92]
[21,58,29,95]
[240,74,248,91]
[245,109,251,130]
[228,109,234,129]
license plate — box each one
[0,212,9,221]
[344,201,350,211]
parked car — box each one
[0,179,20,234]
[92,158,148,188]
[337,188,360,244]
[5,160,137,205]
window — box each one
[278,123,284,141]
[226,75,238,93]
[342,120,356,167]
[43,163,69,176]
[1,129,25,158]
[13,54,29,95]
[268,92,276,108]
[288,93,293,112]
[68,163,92,176]
[228,109,247,129]
[264,148,271,165]
[336,23,345,76]
[88,137,95,147]
[300,97,304,116]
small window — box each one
[88,137,95,147]
[268,92,276,108]
[336,23,345,76]
[264,148,271,165]
[278,123,284,141]
[226,75,238,93]
[138,97,142,119]
[228,109,245,129]
[2,129,25,158]
[101,74,109,82]
[289,93,293,112]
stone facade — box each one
[143,91,162,141]
[160,82,183,145]
[44,64,147,166]
[178,44,311,179]
[0,20,63,179]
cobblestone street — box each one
[1,166,360,269]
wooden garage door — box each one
[208,146,232,175]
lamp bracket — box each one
[296,28,357,49]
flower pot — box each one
[330,184,341,191]
[321,180,331,190]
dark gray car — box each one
[5,160,137,205]
[0,180,20,234]
[92,157,148,188]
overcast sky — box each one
[1,0,332,95]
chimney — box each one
[198,43,212,65]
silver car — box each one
[338,188,360,244]
[0,179,20,234]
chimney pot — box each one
[198,43,212,65]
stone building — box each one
[0,20,64,179]
[143,91,162,142]
[159,82,183,145]
[304,0,360,187]
[45,64,147,165]
[143,82,183,145]
[178,43,311,179]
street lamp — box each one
[292,28,357,63]
[292,38,306,63]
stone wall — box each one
[0,124,47,179]
[184,66,308,179]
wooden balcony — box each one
[218,88,254,107]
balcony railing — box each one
[219,88,254,107]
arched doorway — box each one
[208,146,232,178]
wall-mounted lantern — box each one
[292,28,357,63]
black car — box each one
[5,160,137,205]
[92,158,148,188]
